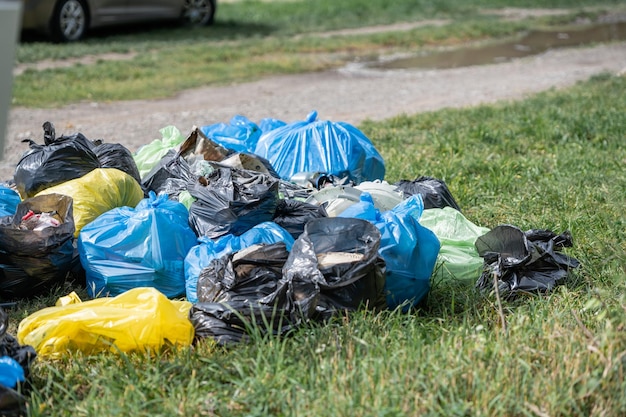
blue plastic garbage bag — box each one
[200,115,262,153]
[0,186,20,217]
[339,193,440,310]
[254,110,385,184]
[258,117,286,133]
[185,221,295,303]
[78,191,197,298]
[0,356,24,389]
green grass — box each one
[13,0,625,106]
[5,73,626,417]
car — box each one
[21,0,217,42]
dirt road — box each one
[2,38,625,181]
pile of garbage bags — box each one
[0,112,580,363]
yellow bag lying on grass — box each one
[17,288,194,357]
[35,168,144,237]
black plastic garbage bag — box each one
[287,217,387,321]
[13,121,100,199]
[394,176,461,211]
[272,199,328,239]
[190,243,311,345]
[475,225,580,296]
[142,149,197,196]
[0,194,75,300]
[0,306,37,417]
[92,142,142,184]
[188,166,280,238]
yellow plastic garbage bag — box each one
[17,288,194,357]
[35,168,144,237]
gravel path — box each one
[2,40,625,181]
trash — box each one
[0,356,23,388]
[272,199,328,239]
[218,152,279,178]
[338,193,440,310]
[13,121,100,199]
[187,166,280,238]
[419,207,490,283]
[134,125,186,179]
[254,110,385,184]
[200,115,262,153]
[0,194,75,300]
[0,186,20,217]
[305,181,403,217]
[190,242,306,345]
[17,288,194,357]
[475,225,581,296]
[185,221,295,303]
[35,168,144,238]
[394,176,462,211]
[78,192,197,298]
[258,117,286,133]
[286,217,387,320]
[92,141,142,184]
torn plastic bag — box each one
[188,166,280,238]
[0,194,75,300]
[475,225,581,296]
[17,288,194,357]
[200,115,262,153]
[1,306,36,417]
[13,122,100,199]
[339,193,440,310]
[141,149,197,196]
[134,125,186,179]
[92,142,142,184]
[394,176,462,211]
[0,186,20,217]
[419,207,490,283]
[218,153,280,178]
[191,242,317,345]
[272,199,328,239]
[287,217,387,320]
[185,222,295,303]
[78,192,197,298]
[254,110,385,184]
[36,168,144,238]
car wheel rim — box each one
[59,0,86,40]
[183,0,212,25]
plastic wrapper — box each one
[200,114,262,153]
[134,125,186,179]
[339,193,440,310]
[419,207,490,283]
[13,122,100,199]
[36,168,144,238]
[78,192,197,298]
[394,176,462,211]
[92,142,142,184]
[188,166,280,238]
[254,110,385,184]
[272,199,328,239]
[17,288,194,357]
[0,186,20,217]
[0,194,75,300]
[185,222,295,303]
[475,225,581,296]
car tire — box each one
[182,0,216,26]
[50,0,89,42]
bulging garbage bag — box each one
[17,288,194,357]
[475,225,581,296]
[13,122,100,199]
[188,166,280,238]
[394,176,462,211]
[200,115,262,153]
[134,125,186,179]
[36,168,144,238]
[258,117,286,133]
[185,222,295,303]
[253,110,385,184]
[419,207,490,283]
[272,199,328,239]
[92,142,142,184]
[0,186,20,217]
[79,192,197,298]
[0,194,75,300]
[339,193,440,310]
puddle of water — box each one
[371,21,626,70]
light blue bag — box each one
[0,185,20,217]
[185,221,295,303]
[200,115,262,153]
[78,191,197,298]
